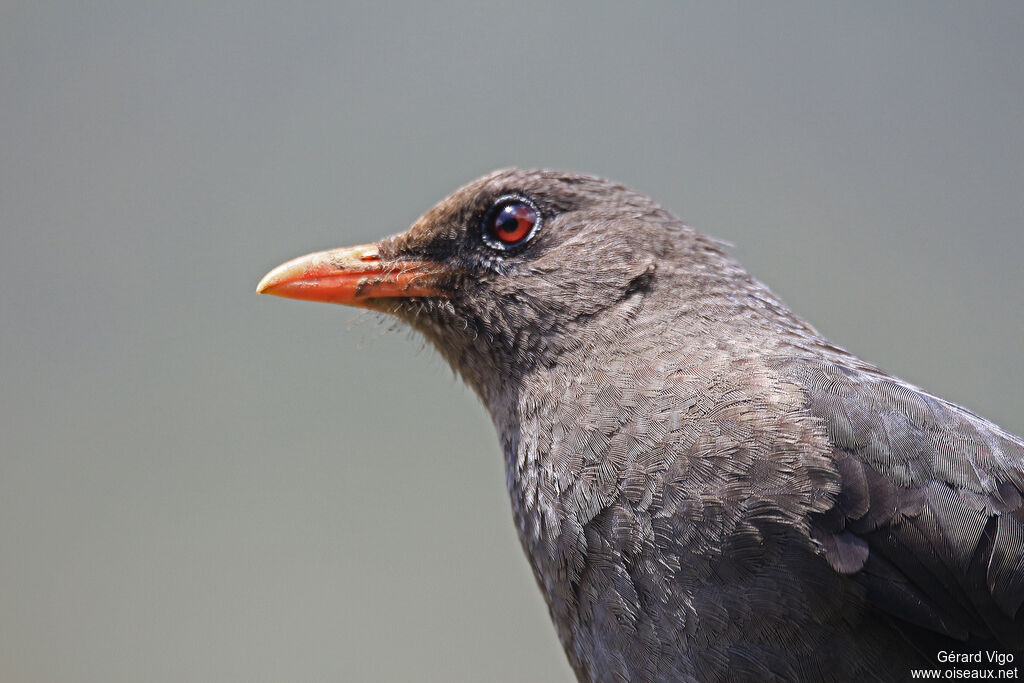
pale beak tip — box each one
[255,274,272,295]
[256,267,285,296]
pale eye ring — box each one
[482,196,541,250]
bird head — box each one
[257,169,728,402]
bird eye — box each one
[482,196,540,250]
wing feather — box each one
[778,358,1024,649]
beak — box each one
[256,243,447,309]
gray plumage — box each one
[282,169,1024,680]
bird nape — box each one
[258,169,1024,682]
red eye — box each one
[484,198,539,249]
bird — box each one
[257,169,1024,681]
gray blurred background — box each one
[2,3,1022,681]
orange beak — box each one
[256,243,447,309]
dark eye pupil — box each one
[488,201,537,247]
[496,206,528,235]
